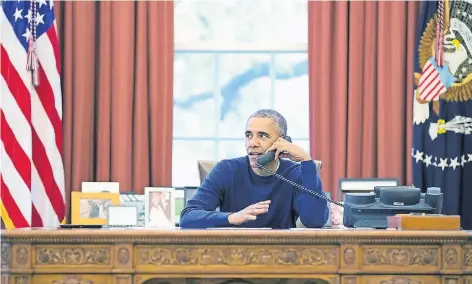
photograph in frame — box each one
[71,192,120,225]
[144,187,176,228]
[120,194,145,226]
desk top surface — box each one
[2,227,471,244]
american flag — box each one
[1,0,65,228]
[417,58,447,102]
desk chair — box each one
[197,160,218,183]
[196,159,332,228]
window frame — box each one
[173,50,310,164]
[173,18,310,187]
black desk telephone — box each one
[255,136,344,208]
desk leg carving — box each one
[464,246,472,270]
[115,275,132,284]
[1,243,11,268]
[442,245,462,273]
[2,274,10,284]
[341,276,358,284]
[13,275,31,284]
[11,244,31,271]
[114,244,133,270]
[10,243,31,284]
[134,276,144,284]
[442,276,462,284]
[340,245,360,270]
[2,243,12,284]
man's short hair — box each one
[248,109,288,136]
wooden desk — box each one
[1,228,472,284]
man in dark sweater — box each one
[180,109,329,229]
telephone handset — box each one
[255,136,344,208]
[256,136,292,166]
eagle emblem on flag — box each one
[414,0,472,137]
[414,0,472,105]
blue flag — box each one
[412,0,472,230]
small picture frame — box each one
[71,192,120,225]
[144,187,176,228]
[107,205,138,227]
[120,194,146,226]
[81,182,120,193]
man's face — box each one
[245,117,280,169]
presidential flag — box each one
[412,0,472,230]
[1,0,66,228]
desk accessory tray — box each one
[387,213,461,230]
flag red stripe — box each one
[36,62,63,154]
[427,81,445,101]
[420,72,439,94]
[1,46,31,122]
[419,64,434,86]
[1,112,31,189]
[0,177,29,228]
[422,62,433,74]
[420,64,434,85]
[46,29,61,75]
[31,206,43,227]
[32,130,65,220]
[424,79,442,101]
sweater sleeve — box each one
[292,160,329,228]
[179,160,232,228]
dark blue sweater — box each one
[179,156,329,229]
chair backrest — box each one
[197,160,218,185]
[314,160,322,174]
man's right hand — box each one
[228,200,271,225]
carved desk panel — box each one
[1,228,471,284]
